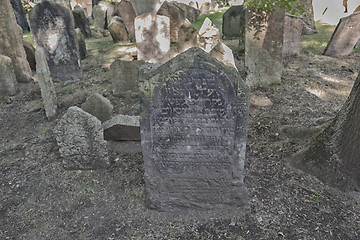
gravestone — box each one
[210,42,236,68]
[172,1,200,23]
[102,115,140,141]
[55,106,110,170]
[73,7,91,37]
[92,3,107,29]
[135,13,170,64]
[75,28,87,60]
[178,19,198,53]
[222,5,245,40]
[323,12,360,57]
[0,55,17,96]
[140,47,250,211]
[157,1,186,42]
[81,93,113,123]
[10,0,30,32]
[108,17,129,42]
[77,0,93,16]
[130,0,161,16]
[283,14,303,57]
[29,0,82,82]
[117,0,137,41]
[35,48,57,120]
[23,40,36,71]
[110,59,144,96]
[245,8,284,87]
[0,0,32,83]
[198,17,220,52]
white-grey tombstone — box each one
[198,17,220,53]
[140,47,250,211]
[29,0,82,82]
[157,1,186,42]
[135,13,170,64]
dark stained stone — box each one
[10,0,30,32]
[140,47,250,211]
[117,0,137,42]
[222,5,245,40]
[23,40,36,71]
[172,1,200,23]
[75,28,87,60]
[73,7,91,38]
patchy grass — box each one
[193,11,223,35]
[301,21,336,55]
[23,32,34,45]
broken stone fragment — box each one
[102,115,140,141]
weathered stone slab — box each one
[178,19,198,53]
[29,0,82,82]
[323,12,360,57]
[222,5,245,40]
[140,47,250,211]
[117,0,137,42]
[81,93,113,123]
[135,13,170,64]
[157,1,186,42]
[55,106,110,170]
[130,0,161,16]
[35,48,57,120]
[102,115,140,141]
[108,17,129,42]
[283,14,303,57]
[245,8,284,87]
[198,17,220,52]
[73,7,91,37]
[172,1,200,23]
[0,0,32,83]
[10,0,30,32]
[210,42,236,68]
[110,59,144,96]
[23,40,36,71]
[92,3,107,29]
[0,55,17,96]
[75,28,87,60]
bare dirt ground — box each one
[1,34,360,239]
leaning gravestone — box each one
[135,13,170,64]
[29,0,82,82]
[117,0,137,41]
[108,17,129,42]
[10,0,30,32]
[0,0,32,83]
[323,12,360,57]
[140,47,250,211]
[283,14,303,57]
[222,5,245,39]
[157,1,186,42]
[0,55,17,96]
[172,1,200,23]
[73,7,91,38]
[178,19,198,53]
[54,106,110,170]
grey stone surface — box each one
[283,14,303,57]
[75,28,87,60]
[0,55,17,96]
[10,0,30,32]
[135,13,170,64]
[172,1,200,23]
[43,0,71,9]
[140,47,250,211]
[73,8,91,38]
[108,17,129,42]
[81,93,113,123]
[23,40,36,71]
[29,0,82,82]
[54,106,110,170]
[299,0,317,35]
[117,0,137,42]
[245,8,284,87]
[92,3,107,29]
[178,19,198,53]
[110,59,144,96]
[323,12,360,57]
[102,115,140,141]
[198,17,220,52]
[157,1,186,42]
[130,0,161,15]
[35,48,57,119]
[222,5,245,40]
[0,0,32,83]
[210,42,236,68]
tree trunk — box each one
[291,74,360,191]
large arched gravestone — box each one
[29,0,82,82]
[140,47,250,211]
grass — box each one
[23,32,34,44]
[301,21,336,55]
[192,11,223,35]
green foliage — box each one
[244,0,306,15]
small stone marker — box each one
[140,47,250,211]
[283,14,303,57]
[135,13,170,64]
[222,5,245,39]
[81,93,113,123]
[198,17,220,52]
[0,55,18,96]
[178,19,198,53]
[110,59,144,96]
[55,106,110,170]
[0,0,32,83]
[102,115,140,141]
[73,7,91,38]
[117,0,137,41]
[10,0,30,32]
[29,0,82,82]
[323,12,360,57]
[108,17,129,42]
[245,8,284,87]
[157,1,186,42]
[35,48,57,120]
[210,42,236,68]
